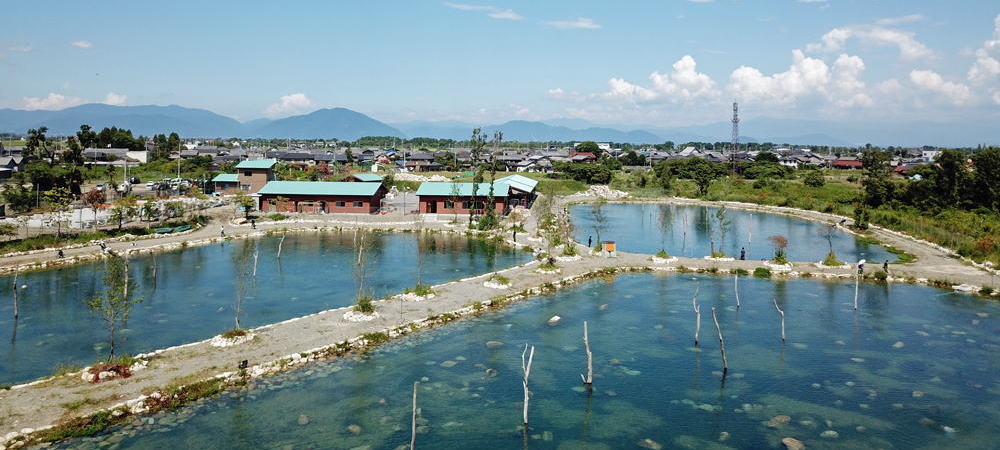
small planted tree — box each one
[110,196,138,230]
[234,193,255,219]
[228,240,256,336]
[590,197,607,252]
[711,206,731,258]
[448,182,461,223]
[769,235,789,264]
[83,188,106,230]
[85,253,141,361]
[819,225,842,266]
[353,229,376,314]
[468,128,486,229]
[43,187,74,237]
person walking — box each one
[513,229,517,242]
[588,236,592,248]
[57,249,64,258]
[858,260,865,275]
[220,226,226,237]
[740,247,746,260]
[251,219,256,230]
[882,260,889,274]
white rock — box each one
[547,316,561,325]
[343,310,379,322]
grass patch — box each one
[872,270,888,282]
[822,251,843,266]
[655,249,670,258]
[0,384,12,390]
[487,274,510,285]
[0,216,207,255]
[221,328,249,339]
[538,262,559,272]
[36,410,120,442]
[980,287,994,296]
[561,243,578,257]
[885,245,916,264]
[753,267,772,278]
[362,332,391,345]
[354,296,376,314]
[52,363,81,377]
[731,268,749,275]
[404,283,434,297]
[266,213,288,221]
[62,397,100,412]
[710,250,727,258]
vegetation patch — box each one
[354,296,376,314]
[404,283,435,297]
[362,332,391,346]
[221,328,249,339]
[753,267,772,278]
[822,251,843,266]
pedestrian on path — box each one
[513,229,517,242]
[740,247,746,260]
[858,260,865,274]
[883,260,889,274]
[251,219,256,230]
[220,226,226,237]
[57,249,64,258]
[588,236,592,248]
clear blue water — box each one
[0,232,529,385]
[571,203,896,263]
[58,273,999,449]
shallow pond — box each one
[570,203,895,263]
[0,232,529,384]
[58,273,999,449]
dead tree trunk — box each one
[12,273,19,320]
[252,250,259,278]
[853,275,860,311]
[773,298,785,342]
[521,343,535,426]
[580,321,593,386]
[734,273,741,309]
[410,381,418,450]
[691,284,701,346]
[711,307,728,376]
[277,233,286,259]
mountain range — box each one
[0,103,996,147]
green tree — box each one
[110,196,138,230]
[575,141,601,157]
[24,127,50,162]
[468,128,486,228]
[973,147,1000,211]
[479,131,502,230]
[860,149,893,207]
[43,187,74,236]
[76,124,98,150]
[85,253,141,361]
[233,193,255,218]
[83,188,107,230]
[932,150,969,207]
[802,170,826,187]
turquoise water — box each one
[0,232,529,385]
[571,203,895,263]
[57,273,999,449]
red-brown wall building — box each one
[256,181,387,214]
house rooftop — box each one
[258,181,381,197]
[415,182,509,197]
[351,173,383,182]
[235,158,277,169]
[212,173,238,183]
[495,174,538,193]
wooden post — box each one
[691,284,701,346]
[277,232,286,259]
[773,298,785,342]
[580,321,593,386]
[711,307,728,376]
[410,381,418,449]
[734,273,740,309]
[853,275,859,311]
[521,343,535,426]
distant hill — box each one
[0,104,244,137]
[393,119,664,144]
[247,108,403,140]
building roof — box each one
[236,158,277,169]
[258,181,381,197]
[212,173,238,183]
[415,182,509,198]
[496,174,538,193]
[350,173,383,182]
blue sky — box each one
[2,1,998,127]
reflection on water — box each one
[57,274,999,449]
[571,203,895,263]
[0,232,529,384]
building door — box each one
[427,200,437,213]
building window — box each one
[444,200,455,209]
[335,201,346,207]
[240,184,251,191]
[461,201,471,209]
[243,171,252,176]
[353,201,363,207]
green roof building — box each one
[256,181,388,214]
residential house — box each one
[257,181,387,214]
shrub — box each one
[710,250,727,258]
[872,270,888,282]
[404,283,434,297]
[822,251,843,266]
[538,262,559,272]
[267,213,287,221]
[732,268,749,276]
[488,274,510,285]
[979,286,994,296]
[561,244,578,257]
[221,328,248,339]
[655,249,670,258]
[802,171,826,188]
[354,296,375,314]
[753,267,772,278]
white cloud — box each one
[807,26,932,60]
[442,2,523,20]
[728,50,831,105]
[909,70,972,106]
[102,92,127,106]
[543,17,601,30]
[70,40,93,49]
[7,44,31,53]
[22,93,85,110]
[264,93,314,117]
[875,14,926,26]
[547,88,566,99]
[966,15,1000,104]
[828,54,873,107]
[598,55,719,103]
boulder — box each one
[781,437,805,450]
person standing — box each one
[251,219,256,230]
[588,236,592,248]
[882,260,889,274]
[220,226,226,237]
[740,247,746,260]
[858,260,865,274]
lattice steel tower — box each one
[730,101,739,174]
